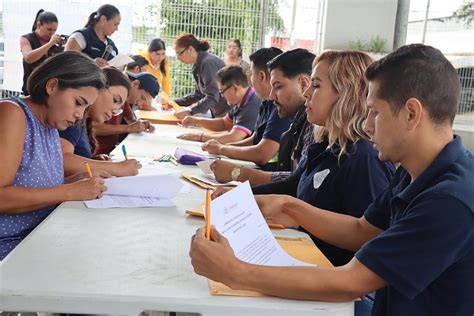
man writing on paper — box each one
[194,47,290,171]
[190,44,474,315]
[177,65,261,144]
[207,49,315,183]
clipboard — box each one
[208,236,334,297]
[136,110,180,125]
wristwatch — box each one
[230,166,242,181]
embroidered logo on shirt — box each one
[313,169,330,189]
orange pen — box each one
[205,188,211,240]
[85,162,93,178]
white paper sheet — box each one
[104,174,183,199]
[108,54,134,68]
[211,182,313,267]
[196,160,213,174]
[84,195,174,209]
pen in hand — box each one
[122,144,128,160]
[205,188,211,240]
[85,162,93,178]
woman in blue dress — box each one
[0,51,107,260]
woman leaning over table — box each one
[173,33,228,119]
[59,67,142,177]
[0,52,107,260]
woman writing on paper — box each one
[59,67,142,177]
[65,4,120,67]
[0,52,107,260]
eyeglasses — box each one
[176,47,188,57]
[218,85,232,96]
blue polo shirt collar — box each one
[393,135,462,204]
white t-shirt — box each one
[70,32,87,50]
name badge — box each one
[313,169,330,189]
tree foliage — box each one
[453,1,474,26]
[157,0,285,97]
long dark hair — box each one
[87,67,131,154]
[85,4,120,28]
[32,9,58,32]
[27,51,106,105]
[228,38,243,58]
[148,38,167,76]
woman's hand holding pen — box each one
[67,177,107,200]
[111,159,142,177]
[94,58,109,68]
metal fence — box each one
[457,66,474,115]
[0,0,472,117]
[133,0,290,98]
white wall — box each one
[321,0,397,51]
[2,0,132,92]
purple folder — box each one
[174,147,212,165]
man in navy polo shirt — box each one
[189,44,473,315]
[177,65,261,144]
[201,47,291,171]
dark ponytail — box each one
[85,4,120,28]
[32,9,58,32]
[175,33,211,52]
[197,39,210,52]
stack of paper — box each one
[84,174,184,209]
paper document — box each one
[104,174,183,199]
[84,195,174,209]
[211,182,313,267]
[108,54,134,68]
[84,174,183,209]
[196,160,213,174]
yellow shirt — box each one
[138,49,171,96]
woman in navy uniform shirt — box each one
[65,4,120,67]
[252,50,395,267]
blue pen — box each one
[122,144,128,160]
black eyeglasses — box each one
[176,47,188,57]
[218,85,232,95]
